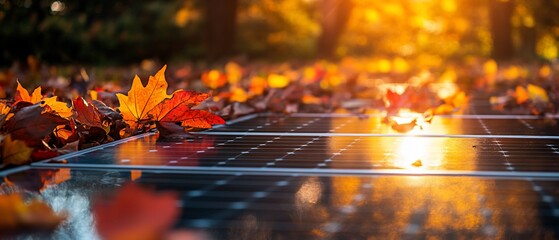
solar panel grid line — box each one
[31,132,559,174]
[28,164,559,179]
[266,112,559,120]
[470,109,559,220]
[194,131,559,139]
[32,132,156,165]
[188,175,299,229]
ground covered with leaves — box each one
[0,58,558,236]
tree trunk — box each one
[317,0,353,59]
[489,0,515,61]
[205,0,238,60]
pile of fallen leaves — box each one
[490,83,557,115]
[0,65,224,169]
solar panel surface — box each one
[2,110,559,239]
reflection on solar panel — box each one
[2,113,559,239]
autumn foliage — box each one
[0,65,224,169]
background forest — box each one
[1,0,558,66]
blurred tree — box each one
[205,0,238,60]
[489,0,514,60]
[317,0,353,59]
[236,0,319,59]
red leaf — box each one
[93,183,178,240]
[148,90,224,130]
[149,90,209,121]
[179,109,225,128]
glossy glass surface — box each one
[1,168,558,239]
[207,115,559,136]
[41,115,559,172]
[2,113,559,239]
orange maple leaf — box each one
[149,90,225,129]
[116,65,171,129]
[14,81,42,104]
[41,96,73,119]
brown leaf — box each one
[73,97,105,129]
[91,100,122,121]
[5,104,68,147]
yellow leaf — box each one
[268,74,289,89]
[527,84,549,103]
[2,135,33,165]
[15,81,42,104]
[116,65,171,129]
[42,97,73,119]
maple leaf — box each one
[116,65,171,129]
[14,81,42,104]
[2,134,33,166]
[42,96,73,119]
[180,109,225,128]
[93,183,178,240]
[149,90,209,121]
[149,90,224,131]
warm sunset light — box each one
[1,0,559,239]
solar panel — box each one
[2,168,559,239]
[2,110,559,239]
[206,113,559,137]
